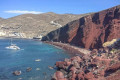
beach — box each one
[44,41,91,56]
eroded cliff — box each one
[42,5,120,49]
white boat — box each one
[6,38,20,50]
[6,44,20,50]
[35,59,41,62]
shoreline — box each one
[0,37,91,56]
[50,42,120,80]
[44,41,91,56]
[0,36,30,40]
[0,36,40,41]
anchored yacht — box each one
[6,44,20,50]
[6,38,20,50]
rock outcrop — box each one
[42,5,120,49]
[52,44,120,80]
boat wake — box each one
[20,49,24,50]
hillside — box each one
[42,5,120,49]
[0,12,91,38]
[0,17,4,21]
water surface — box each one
[0,38,71,80]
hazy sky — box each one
[0,0,120,18]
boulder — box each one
[70,66,77,73]
[56,61,66,69]
[13,71,21,76]
[71,56,82,63]
[84,72,95,80]
[77,72,84,80]
[52,71,65,80]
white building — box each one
[0,30,6,36]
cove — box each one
[0,38,72,80]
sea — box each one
[0,38,72,80]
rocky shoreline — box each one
[44,41,120,80]
[44,41,91,57]
[1,37,120,80]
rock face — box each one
[0,12,91,38]
[42,5,120,49]
[52,46,120,80]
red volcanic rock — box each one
[65,61,71,66]
[13,71,21,76]
[70,72,77,80]
[103,47,109,53]
[53,71,66,80]
[56,61,66,69]
[84,72,95,80]
[90,49,98,55]
[70,56,82,62]
[105,62,120,76]
[42,5,120,49]
[77,72,85,80]
[64,58,71,66]
[108,62,120,70]
[70,66,77,73]
[106,70,120,80]
[53,48,120,80]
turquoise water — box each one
[0,38,71,80]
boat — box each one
[6,38,20,50]
[35,59,41,62]
[6,44,20,50]
[36,68,40,71]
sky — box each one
[0,0,120,18]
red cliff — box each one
[42,5,120,49]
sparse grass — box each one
[103,39,117,47]
[110,60,115,65]
[110,49,117,54]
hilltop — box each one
[0,12,91,38]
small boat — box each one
[36,68,40,71]
[6,38,20,50]
[35,59,41,62]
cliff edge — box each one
[42,5,120,49]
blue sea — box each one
[0,38,72,80]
